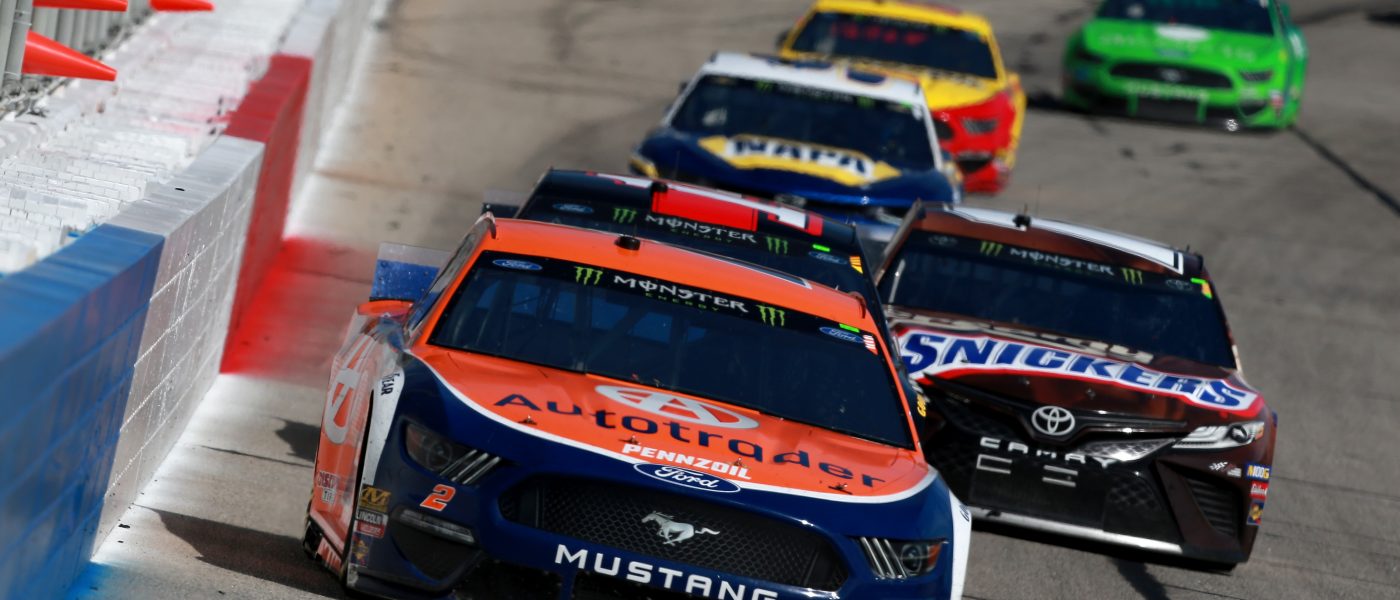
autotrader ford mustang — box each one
[631,51,961,240]
[1062,0,1307,129]
[303,216,971,598]
[779,0,1027,194]
[876,203,1275,566]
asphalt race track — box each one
[73,1,1400,598]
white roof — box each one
[699,52,927,106]
[943,206,1185,273]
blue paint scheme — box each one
[0,225,162,600]
[348,357,963,599]
[634,130,960,231]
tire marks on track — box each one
[1291,127,1400,218]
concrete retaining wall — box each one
[0,0,377,596]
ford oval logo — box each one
[633,463,741,493]
[553,203,593,214]
[492,259,542,271]
[819,326,863,344]
[808,250,846,265]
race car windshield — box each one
[880,233,1236,368]
[518,198,875,300]
[671,75,935,171]
[790,13,999,79]
[1097,0,1275,35]
[431,252,912,448]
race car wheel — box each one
[301,508,321,561]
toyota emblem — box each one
[1031,406,1076,437]
[1159,68,1184,83]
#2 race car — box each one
[876,203,1276,566]
[1062,0,1307,130]
[631,51,961,241]
[304,216,972,598]
[778,0,1027,194]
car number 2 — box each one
[420,484,456,511]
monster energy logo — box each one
[980,241,1004,256]
[758,305,786,327]
[765,236,789,254]
[613,207,638,224]
[1121,267,1144,285]
[575,266,604,286]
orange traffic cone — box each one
[150,0,213,10]
[34,0,128,10]
[21,31,116,81]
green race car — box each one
[1062,0,1307,129]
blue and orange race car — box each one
[303,216,971,598]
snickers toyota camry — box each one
[876,204,1275,566]
[779,0,1026,194]
[630,51,961,238]
[304,216,971,599]
[1062,0,1307,129]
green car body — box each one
[1062,0,1308,129]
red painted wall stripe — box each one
[223,53,313,363]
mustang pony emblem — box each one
[642,512,720,545]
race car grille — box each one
[934,120,955,140]
[500,477,848,591]
[388,519,480,581]
[934,394,1019,440]
[1180,470,1242,539]
[1111,63,1233,88]
[1106,475,1163,511]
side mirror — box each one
[1281,3,1291,21]
[775,28,791,48]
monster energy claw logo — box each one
[1121,267,1144,285]
[980,241,1004,256]
[613,207,638,224]
[765,236,789,254]
[575,266,604,285]
[758,305,786,327]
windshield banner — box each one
[897,327,1259,413]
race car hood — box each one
[1082,18,1284,70]
[415,347,935,503]
[695,134,904,188]
[887,308,1265,423]
[637,129,956,208]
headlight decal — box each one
[1172,421,1265,450]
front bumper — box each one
[1062,60,1291,129]
[921,394,1263,564]
[343,419,958,599]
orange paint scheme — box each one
[412,347,931,499]
[404,219,932,498]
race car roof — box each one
[699,51,926,106]
[904,204,1200,276]
[528,169,863,249]
[810,0,994,35]
[481,218,877,327]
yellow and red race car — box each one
[779,0,1026,194]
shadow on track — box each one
[150,507,342,598]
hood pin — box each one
[623,435,640,445]
[519,414,537,426]
[829,482,850,493]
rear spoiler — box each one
[480,189,527,218]
[370,243,450,302]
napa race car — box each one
[876,204,1275,566]
[304,216,972,599]
[778,0,1027,194]
[1062,0,1307,129]
[630,51,961,241]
